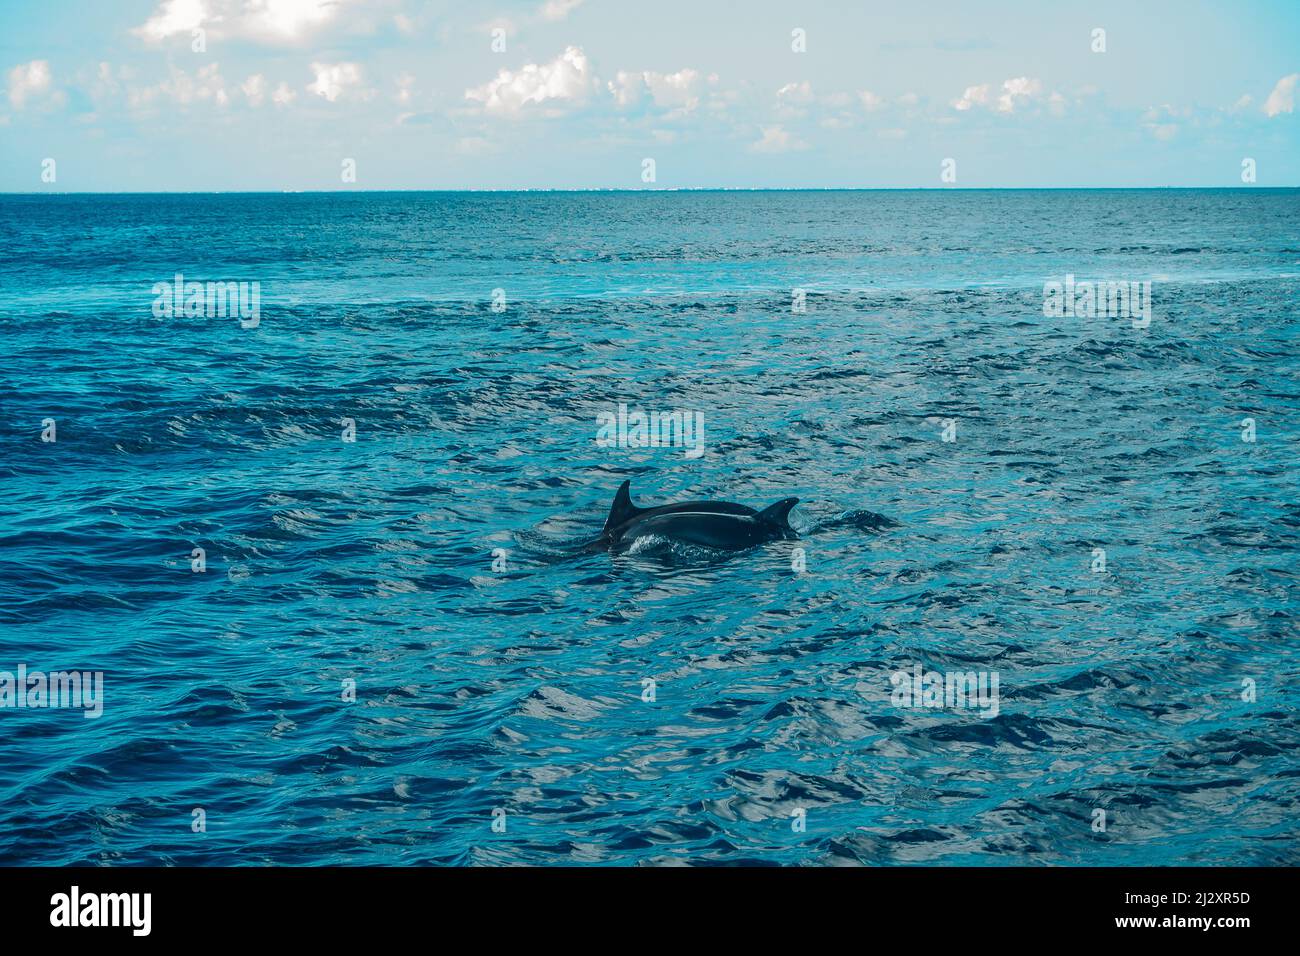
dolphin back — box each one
[598,481,797,549]
[602,479,641,533]
[756,497,799,531]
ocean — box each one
[0,189,1296,865]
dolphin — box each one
[590,480,799,552]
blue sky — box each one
[2,0,1298,190]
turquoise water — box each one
[0,190,1297,865]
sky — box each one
[1,0,1298,190]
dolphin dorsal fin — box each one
[603,480,639,533]
[756,497,799,529]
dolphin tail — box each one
[756,497,799,532]
[602,479,640,533]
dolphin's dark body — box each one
[590,480,799,552]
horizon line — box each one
[3,185,1298,196]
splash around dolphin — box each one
[589,480,799,552]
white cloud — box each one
[134,0,349,46]
[241,74,267,106]
[953,77,1046,113]
[749,124,808,153]
[953,83,991,111]
[540,0,584,21]
[858,90,883,111]
[607,71,642,108]
[394,72,415,104]
[272,81,297,106]
[8,60,53,108]
[128,62,228,109]
[1143,104,1190,124]
[1139,106,1180,141]
[1263,73,1299,117]
[645,69,709,111]
[776,80,814,104]
[773,80,814,119]
[466,46,595,115]
[997,76,1042,112]
[88,62,127,103]
[245,0,343,42]
[307,62,363,102]
[609,68,709,113]
[134,0,205,41]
